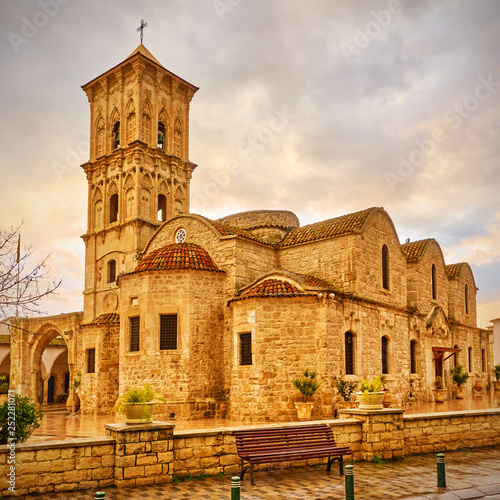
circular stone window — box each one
[175,228,187,243]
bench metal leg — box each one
[326,455,344,475]
[240,461,255,486]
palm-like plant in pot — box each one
[293,369,320,421]
[449,364,469,399]
[493,365,500,391]
[114,383,166,424]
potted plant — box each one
[333,376,358,409]
[356,376,384,410]
[293,369,320,421]
[493,365,500,391]
[379,374,392,408]
[449,364,469,399]
[114,383,166,424]
[474,374,483,394]
[66,373,81,413]
[432,376,446,403]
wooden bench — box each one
[234,424,352,485]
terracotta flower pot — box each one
[294,402,315,421]
[493,380,500,391]
[66,393,80,413]
[356,391,385,410]
[382,390,392,408]
[454,386,465,399]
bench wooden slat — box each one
[234,424,352,485]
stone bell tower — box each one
[80,44,198,322]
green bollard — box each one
[437,453,446,487]
[231,476,241,500]
[95,492,105,499]
[345,464,354,500]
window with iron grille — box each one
[240,333,252,366]
[381,336,389,374]
[345,332,354,375]
[130,317,140,352]
[87,348,96,373]
[410,340,417,374]
[160,314,177,350]
[382,245,390,290]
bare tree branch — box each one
[0,224,62,321]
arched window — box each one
[157,194,167,222]
[382,244,390,290]
[112,121,120,149]
[107,260,116,283]
[410,339,417,374]
[465,285,469,315]
[158,122,166,150]
[468,346,473,372]
[109,193,119,223]
[431,264,437,300]
[381,336,389,374]
[345,332,355,375]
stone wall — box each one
[118,270,226,420]
[1,437,115,497]
[403,409,500,455]
[2,411,500,496]
[78,322,120,415]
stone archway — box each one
[30,325,72,405]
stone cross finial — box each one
[137,19,148,44]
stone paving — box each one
[15,446,500,499]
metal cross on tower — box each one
[137,19,148,44]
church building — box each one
[5,45,492,422]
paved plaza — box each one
[15,446,500,499]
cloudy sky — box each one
[0,0,499,327]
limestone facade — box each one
[5,44,493,421]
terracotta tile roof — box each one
[446,263,466,279]
[230,279,315,303]
[196,215,273,246]
[278,208,377,247]
[401,239,434,260]
[86,313,120,325]
[0,335,10,344]
[291,273,335,289]
[134,243,223,274]
[48,337,66,345]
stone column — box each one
[339,408,405,461]
[105,422,174,488]
[42,376,50,405]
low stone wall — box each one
[2,409,500,496]
[403,409,500,455]
[0,437,115,497]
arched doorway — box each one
[32,327,70,406]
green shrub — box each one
[0,394,43,444]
